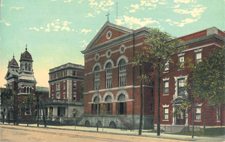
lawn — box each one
[176,127,225,136]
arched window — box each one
[94,66,100,90]
[105,95,112,114]
[25,63,27,70]
[117,94,126,115]
[27,87,29,93]
[118,59,126,87]
[92,96,100,114]
[30,87,32,93]
[28,64,31,71]
[105,62,112,88]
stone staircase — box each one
[117,115,135,130]
[164,125,189,133]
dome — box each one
[20,47,32,60]
[8,56,19,67]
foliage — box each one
[72,109,79,117]
[49,109,53,117]
[18,94,36,108]
[133,28,187,135]
[79,82,84,102]
[191,46,225,105]
[100,105,106,117]
[1,88,16,106]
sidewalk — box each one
[1,123,224,142]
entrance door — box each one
[176,110,185,125]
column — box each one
[185,108,188,126]
[172,105,175,125]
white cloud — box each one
[51,0,56,1]
[165,17,199,27]
[88,0,114,15]
[51,23,55,26]
[104,0,114,6]
[130,4,140,9]
[40,27,44,29]
[80,40,89,47]
[85,13,95,17]
[150,0,159,2]
[118,16,159,28]
[64,0,71,2]
[54,25,60,28]
[129,9,136,13]
[29,27,39,31]
[159,2,167,5]
[172,4,180,8]
[61,26,70,31]
[174,7,207,17]
[140,0,146,6]
[55,19,60,21]
[78,0,84,3]
[145,3,157,7]
[53,29,59,31]
[10,7,24,10]
[80,29,92,34]
[1,19,11,26]
[174,0,190,3]
[115,18,125,25]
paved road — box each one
[0,125,187,142]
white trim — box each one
[163,77,170,81]
[115,90,129,101]
[194,48,203,53]
[103,59,114,69]
[178,53,185,57]
[91,93,102,103]
[102,92,114,102]
[116,55,128,66]
[120,44,126,54]
[106,49,112,58]
[173,75,188,100]
[179,43,221,53]
[84,42,145,62]
[92,62,101,72]
[95,53,100,61]
[106,30,112,39]
[162,104,169,107]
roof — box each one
[20,48,32,60]
[36,86,49,92]
[8,56,19,67]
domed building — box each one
[4,46,37,121]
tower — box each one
[4,55,19,91]
[18,47,36,94]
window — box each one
[51,94,54,99]
[52,84,54,92]
[164,59,169,72]
[120,45,126,53]
[63,81,66,89]
[106,30,112,39]
[25,63,27,70]
[105,95,112,114]
[73,81,77,89]
[178,56,184,69]
[178,78,185,96]
[118,59,126,87]
[195,52,202,64]
[94,66,100,90]
[95,53,100,61]
[163,107,169,120]
[163,81,169,94]
[195,105,201,120]
[57,72,60,78]
[57,83,60,90]
[105,62,112,88]
[56,92,60,99]
[28,64,31,71]
[25,104,31,115]
[73,70,76,76]
[63,93,66,99]
[217,106,220,121]
[63,70,66,76]
[106,50,111,58]
[73,92,77,101]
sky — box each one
[0,0,224,88]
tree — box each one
[79,82,84,103]
[133,28,187,136]
[190,46,225,135]
[1,88,16,124]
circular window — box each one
[95,53,100,61]
[106,31,112,39]
[106,49,111,58]
[120,45,126,53]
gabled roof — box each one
[81,22,150,55]
[82,22,133,52]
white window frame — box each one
[118,59,127,87]
[73,81,77,89]
[195,103,202,121]
[195,49,202,64]
[164,59,169,72]
[63,81,66,90]
[174,75,188,99]
[73,92,77,101]
[56,92,60,99]
[56,83,60,90]
[105,62,112,89]
[25,104,31,115]
[163,104,169,121]
[178,53,185,70]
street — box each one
[0,125,187,142]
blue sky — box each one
[0,0,224,88]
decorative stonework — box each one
[106,30,112,39]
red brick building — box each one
[45,63,84,122]
[81,22,225,130]
[81,22,155,129]
[157,27,225,132]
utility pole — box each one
[97,89,99,132]
[37,93,39,127]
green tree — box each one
[79,82,84,103]
[133,28,187,136]
[191,46,225,135]
[1,88,16,124]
